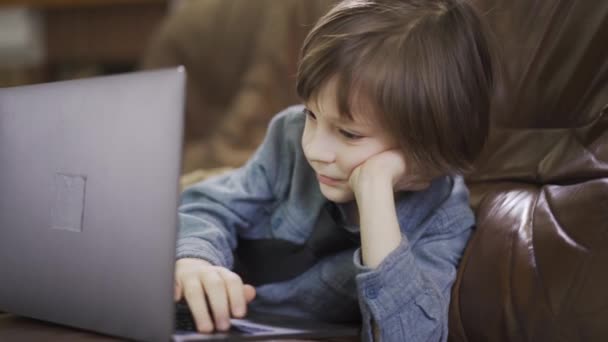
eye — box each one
[339,129,364,140]
[303,108,317,121]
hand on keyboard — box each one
[174,258,256,333]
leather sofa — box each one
[449,1,608,341]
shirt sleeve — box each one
[353,199,474,342]
[175,106,303,268]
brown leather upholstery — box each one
[450,1,608,341]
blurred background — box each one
[0,0,169,87]
[0,0,333,173]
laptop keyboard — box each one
[174,302,274,334]
[174,302,197,331]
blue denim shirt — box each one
[177,105,474,342]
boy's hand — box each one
[174,258,256,333]
[348,150,432,268]
[348,149,431,197]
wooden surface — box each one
[0,313,118,341]
[0,313,358,341]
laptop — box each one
[0,69,359,341]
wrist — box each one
[353,172,393,200]
[177,257,213,267]
[355,183,401,268]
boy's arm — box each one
[356,177,399,342]
[177,167,274,268]
[176,106,303,268]
[350,153,473,342]
[355,179,472,342]
[356,178,402,269]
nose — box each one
[304,128,336,164]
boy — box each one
[174,0,495,341]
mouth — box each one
[316,174,343,186]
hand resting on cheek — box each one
[348,149,432,198]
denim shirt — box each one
[177,105,475,342]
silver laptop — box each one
[0,69,184,341]
[0,69,359,341]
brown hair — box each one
[296,0,497,175]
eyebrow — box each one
[306,106,369,129]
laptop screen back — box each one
[0,68,185,342]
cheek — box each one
[336,141,390,174]
[336,147,376,174]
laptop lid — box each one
[0,68,185,342]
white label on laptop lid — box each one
[51,173,87,233]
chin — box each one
[319,183,355,203]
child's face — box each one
[302,77,396,203]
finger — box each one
[200,270,231,331]
[218,268,247,318]
[244,284,256,303]
[182,279,214,333]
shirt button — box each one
[366,288,378,299]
